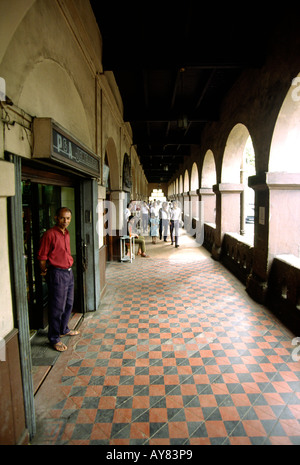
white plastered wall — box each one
[0,160,15,338]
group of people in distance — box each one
[124,200,182,257]
[38,201,183,352]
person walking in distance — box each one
[170,201,181,248]
[38,207,79,352]
[161,201,170,241]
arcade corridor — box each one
[32,231,300,445]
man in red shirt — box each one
[38,207,79,352]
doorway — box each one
[7,155,100,398]
[22,181,81,335]
[6,146,101,435]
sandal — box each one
[60,330,80,337]
[141,253,150,257]
[53,341,67,352]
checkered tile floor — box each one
[33,244,300,445]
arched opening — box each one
[18,58,91,147]
[104,138,120,261]
[167,183,174,198]
[202,149,216,188]
[190,162,199,218]
[222,124,250,183]
[243,136,255,240]
[222,124,256,240]
[191,162,199,191]
[201,149,217,224]
[184,170,189,192]
[268,72,300,258]
[179,175,183,194]
[183,169,190,226]
[122,153,132,207]
[131,167,136,199]
[105,138,119,191]
[270,73,300,172]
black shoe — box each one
[175,245,179,248]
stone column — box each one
[212,183,244,260]
[178,194,184,211]
[247,172,300,303]
[97,185,107,295]
[106,190,127,260]
[198,187,215,247]
[199,187,215,224]
[189,190,198,237]
[183,192,191,232]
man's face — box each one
[55,209,72,230]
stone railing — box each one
[203,223,215,252]
[220,233,254,284]
[201,223,300,331]
[267,254,300,330]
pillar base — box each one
[211,243,222,261]
[246,272,268,304]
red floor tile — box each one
[205,421,228,438]
[32,238,300,445]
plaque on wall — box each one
[33,118,100,179]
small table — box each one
[120,235,135,263]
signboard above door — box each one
[33,118,100,179]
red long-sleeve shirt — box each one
[37,225,73,269]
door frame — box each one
[19,163,100,317]
[79,178,100,313]
[6,153,36,439]
[21,168,83,326]
[6,154,100,439]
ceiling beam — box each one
[104,60,248,71]
[125,112,216,123]
[140,154,185,158]
[133,135,200,145]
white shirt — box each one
[141,204,149,214]
[170,207,181,221]
[151,205,160,217]
[161,208,170,220]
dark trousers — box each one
[170,220,179,246]
[142,213,148,232]
[162,219,169,240]
[47,267,74,345]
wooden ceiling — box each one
[91,1,280,183]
